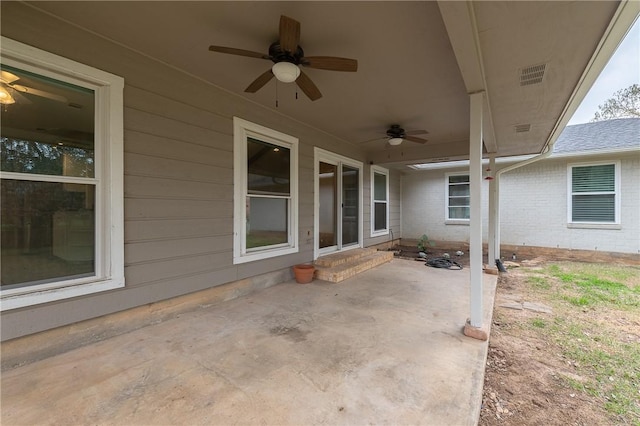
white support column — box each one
[468,92,484,330]
[493,175,501,261]
[487,155,497,266]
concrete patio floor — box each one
[1,259,497,425]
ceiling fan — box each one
[208,15,358,101]
[1,70,69,105]
[371,124,429,146]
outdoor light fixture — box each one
[272,62,300,83]
[388,137,403,146]
[484,167,494,180]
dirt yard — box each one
[479,260,640,426]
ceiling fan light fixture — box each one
[0,86,15,104]
[388,137,403,146]
[272,61,300,83]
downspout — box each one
[489,136,558,262]
[492,141,555,260]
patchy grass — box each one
[545,263,640,309]
[531,318,547,328]
[527,275,551,290]
[523,262,640,424]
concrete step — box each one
[314,250,394,283]
[314,248,377,268]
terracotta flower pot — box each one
[293,264,315,284]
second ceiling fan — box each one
[209,15,357,101]
[384,125,429,145]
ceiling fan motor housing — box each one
[268,42,304,65]
[387,125,406,138]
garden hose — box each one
[425,257,463,270]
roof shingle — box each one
[554,117,640,153]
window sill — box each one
[234,246,299,264]
[1,277,125,311]
[445,220,470,226]
[370,230,389,238]
[567,223,622,230]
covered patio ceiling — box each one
[22,1,630,168]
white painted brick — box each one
[401,154,640,254]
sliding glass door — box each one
[315,149,362,257]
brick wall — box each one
[401,153,640,255]
[401,167,489,243]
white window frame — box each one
[233,117,299,264]
[370,165,389,237]
[0,37,125,310]
[445,172,470,224]
[567,160,621,229]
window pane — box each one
[374,202,387,231]
[572,165,615,193]
[246,196,288,249]
[1,138,94,177]
[1,179,95,288]
[572,194,615,222]
[449,175,469,184]
[247,137,290,195]
[449,206,470,219]
[449,184,470,197]
[449,197,469,207]
[342,166,359,245]
[319,162,337,249]
[373,172,387,201]
[0,65,95,177]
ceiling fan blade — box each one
[404,129,429,136]
[279,15,301,53]
[244,69,275,93]
[360,136,386,143]
[209,45,270,60]
[295,71,322,101]
[302,56,358,72]
[404,135,429,144]
[12,90,32,105]
[1,70,20,84]
[12,84,68,103]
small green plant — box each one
[531,318,547,328]
[417,234,435,252]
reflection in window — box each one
[247,137,290,195]
[342,166,359,245]
[1,138,94,177]
[246,197,288,249]
[0,64,96,289]
[246,137,291,250]
[1,180,95,288]
[318,162,337,249]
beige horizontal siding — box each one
[125,218,232,242]
[0,1,403,341]
[125,235,232,265]
[125,176,232,201]
[125,131,232,167]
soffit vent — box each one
[519,64,546,86]
[515,124,531,133]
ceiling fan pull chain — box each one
[275,80,279,108]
